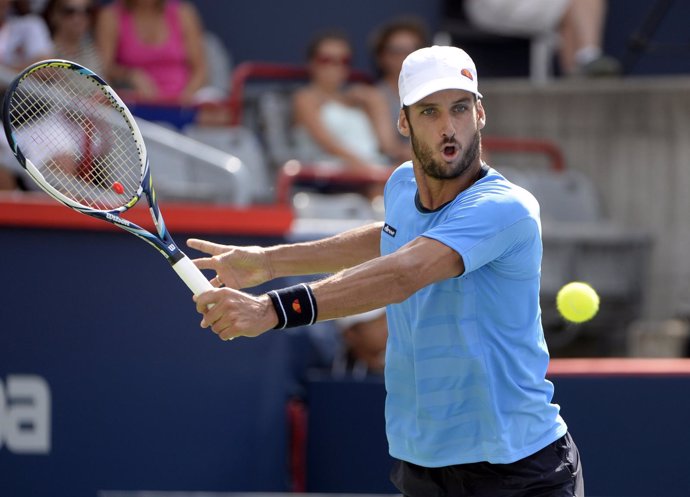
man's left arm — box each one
[194,236,463,340]
[311,235,463,320]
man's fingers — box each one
[187,238,228,256]
[191,256,216,271]
[192,288,245,342]
[211,275,224,288]
[194,289,219,313]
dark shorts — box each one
[390,432,584,497]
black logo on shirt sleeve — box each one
[383,223,397,237]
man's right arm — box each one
[266,221,383,277]
[187,222,383,289]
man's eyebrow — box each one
[415,97,473,108]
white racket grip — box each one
[172,255,214,296]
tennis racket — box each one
[2,59,213,296]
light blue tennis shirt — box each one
[381,162,567,467]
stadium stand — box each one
[487,141,652,354]
[183,123,272,203]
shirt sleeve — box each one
[423,201,541,279]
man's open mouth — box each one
[441,143,459,161]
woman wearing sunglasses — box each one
[293,31,408,174]
[42,0,103,75]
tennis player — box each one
[189,45,584,496]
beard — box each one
[411,129,482,180]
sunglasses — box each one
[313,54,352,67]
[60,5,93,16]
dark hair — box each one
[42,0,98,36]
[305,29,352,61]
[122,0,166,10]
[2,0,32,16]
[370,16,429,59]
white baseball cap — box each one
[398,45,482,107]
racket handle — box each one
[172,255,214,296]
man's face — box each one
[399,89,485,180]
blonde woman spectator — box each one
[96,0,208,103]
[292,31,408,173]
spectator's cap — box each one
[399,45,482,107]
[336,308,386,331]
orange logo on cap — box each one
[461,68,474,81]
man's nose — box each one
[440,115,456,139]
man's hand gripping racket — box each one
[2,60,213,296]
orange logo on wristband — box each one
[292,299,302,313]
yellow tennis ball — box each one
[556,282,600,323]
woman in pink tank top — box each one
[96,0,208,102]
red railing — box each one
[227,61,373,126]
[113,61,567,208]
[0,192,293,235]
[482,135,565,172]
[275,137,567,205]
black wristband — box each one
[268,283,318,329]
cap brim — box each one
[402,77,483,106]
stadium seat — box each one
[491,144,652,355]
[256,90,299,169]
[146,140,245,204]
[183,124,272,202]
[290,191,378,220]
[203,31,233,99]
[138,119,252,204]
[498,166,603,223]
[435,0,559,82]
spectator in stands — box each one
[95,0,209,103]
[370,16,429,146]
[292,30,408,173]
[332,308,387,378]
[0,0,54,190]
[42,0,103,75]
[0,0,53,71]
[463,0,621,77]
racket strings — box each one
[8,66,143,210]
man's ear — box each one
[398,109,410,137]
[477,100,486,131]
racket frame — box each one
[2,59,213,295]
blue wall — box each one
[3,225,690,496]
[304,374,690,497]
[193,0,443,73]
[187,0,690,77]
[604,0,690,75]
[0,227,294,495]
